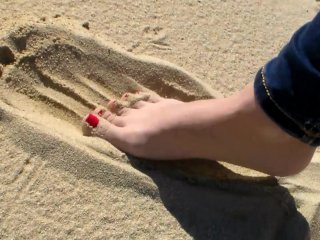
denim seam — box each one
[260,67,318,141]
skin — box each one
[83,83,316,177]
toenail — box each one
[98,109,104,116]
[85,114,99,128]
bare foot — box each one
[83,85,315,176]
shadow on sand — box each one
[1,107,310,240]
[128,155,310,240]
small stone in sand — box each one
[0,46,15,65]
[82,22,90,30]
[53,14,61,18]
[40,17,46,21]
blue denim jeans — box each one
[254,12,320,146]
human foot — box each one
[83,86,315,176]
[83,92,204,159]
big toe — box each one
[82,113,124,145]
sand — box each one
[0,0,319,239]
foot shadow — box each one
[0,107,310,240]
[127,155,310,240]
[0,22,310,240]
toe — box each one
[120,92,131,101]
[91,106,124,126]
[107,99,117,112]
[107,99,129,114]
[93,106,107,116]
[147,94,163,103]
[82,113,125,146]
[121,92,147,102]
[131,100,149,109]
[136,92,163,103]
[101,109,125,126]
[120,92,151,108]
[82,113,99,136]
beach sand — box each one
[0,0,319,239]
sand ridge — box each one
[0,17,317,239]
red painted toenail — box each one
[85,114,99,128]
[121,93,129,99]
[98,110,104,116]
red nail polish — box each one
[121,93,129,99]
[85,114,99,128]
[98,110,104,116]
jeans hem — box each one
[254,68,318,146]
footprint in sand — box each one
[0,22,278,184]
[0,23,217,122]
[0,22,310,240]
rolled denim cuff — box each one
[254,67,320,146]
[254,12,320,146]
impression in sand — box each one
[0,22,310,239]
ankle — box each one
[211,83,315,176]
